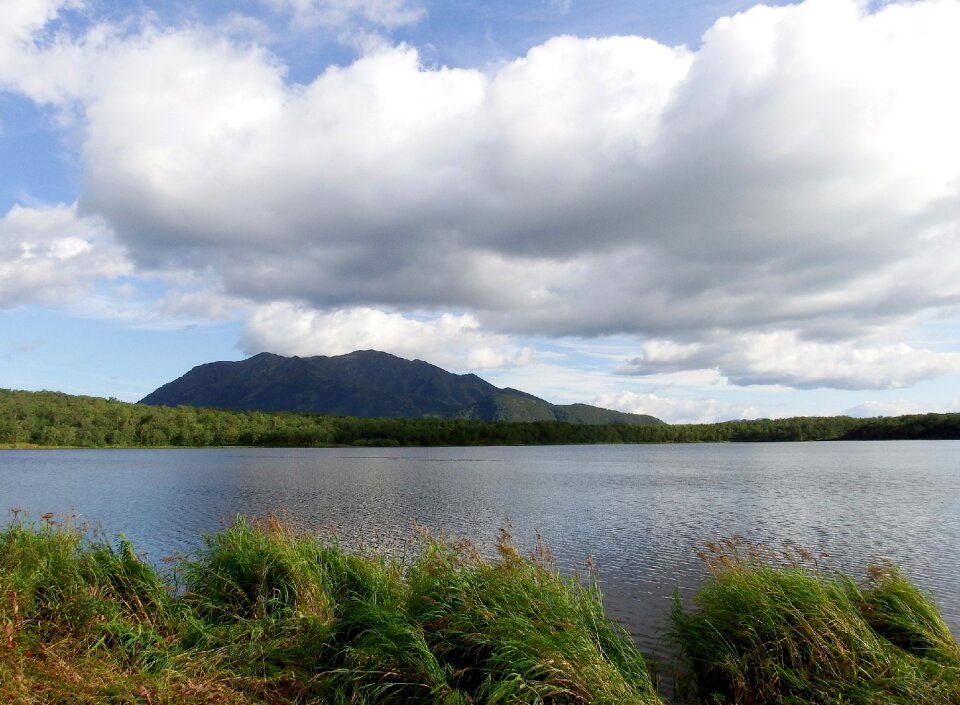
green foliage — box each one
[670,538,960,705]
[0,514,662,704]
[181,515,336,623]
[3,387,960,448]
[0,513,179,702]
[0,388,338,448]
[4,517,958,704]
[139,351,664,426]
[839,413,960,440]
[860,562,960,664]
[407,529,658,704]
[140,350,506,419]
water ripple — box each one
[1,441,958,648]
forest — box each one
[2,388,959,448]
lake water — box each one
[1,441,958,664]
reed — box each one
[6,515,956,704]
[0,512,189,703]
[670,537,960,705]
[1,512,662,704]
[406,527,658,704]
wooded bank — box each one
[2,388,959,448]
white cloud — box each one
[844,397,960,418]
[159,288,241,322]
[261,0,425,30]
[592,390,759,424]
[843,400,924,418]
[0,202,242,329]
[0,202,131,308]
[2,0,960,393]
[619,332,960,390]
[240,303,535,371]
[1,0,80,46]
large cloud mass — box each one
[2,0,960,391]
[241,303,534,370]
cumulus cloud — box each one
[592,390,759,424]
[0,201,241,328]
[2,0,960,391]
[0,202,131,308]
[1,0,79,46]
[843,398,960,418]
[619,332,960,390]
[240,303,535,371]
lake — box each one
[1,441,958,662]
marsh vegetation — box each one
[2,513,957,704]
[672,538,960,704]
[1,513,660,704]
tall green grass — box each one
[1,513,662,704]
[6,515,957,705]
[0,512,183,703]
[406,528,657,704]
[670,537,960,705]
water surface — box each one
[2,441,957,660]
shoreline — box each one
[4,389,960,448]
[4,437,959,451]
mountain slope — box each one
[140,350,663,425]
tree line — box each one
[1,388,958,448]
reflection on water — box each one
[1,441,958,658]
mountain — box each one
[140,350,663,426]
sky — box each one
[2,0,960,424]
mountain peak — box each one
[140,351,663,426]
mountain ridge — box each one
[139,350,663,426]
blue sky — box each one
[2,0,960,423]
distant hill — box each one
[139,350,664,426]
[453,394,662,425]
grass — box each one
[670,537,960,705]
[0,512,185,703]
[1,513,662,704]
[4,515,958,705]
